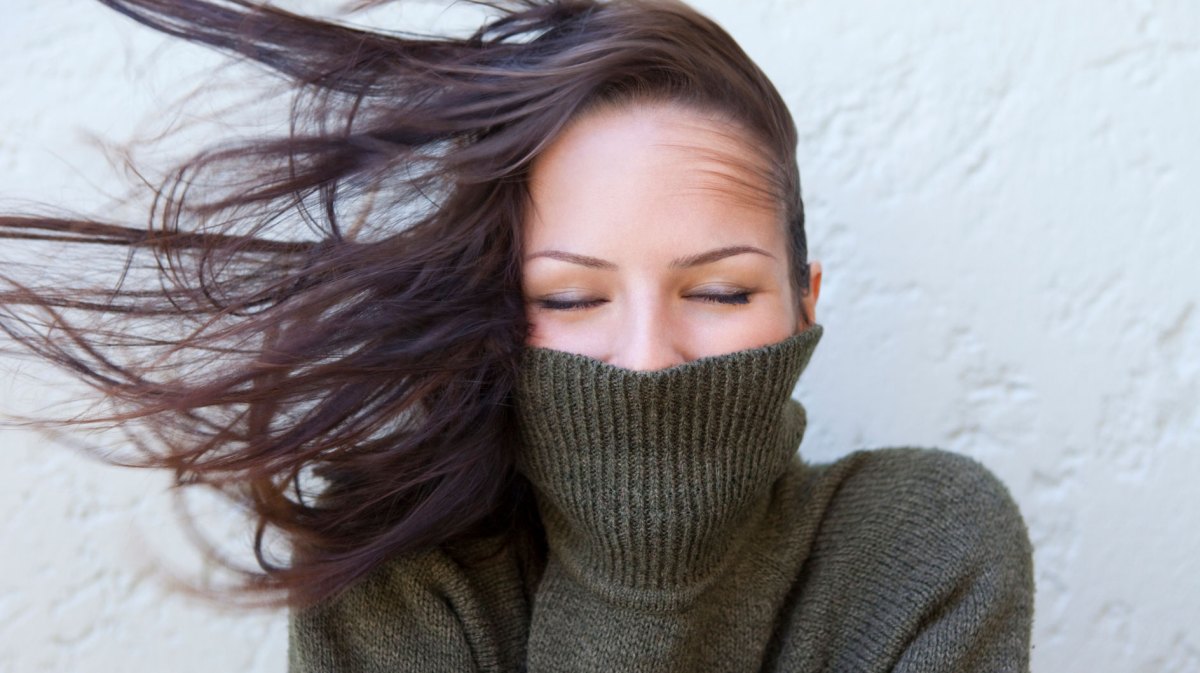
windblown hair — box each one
[0,0,810,611]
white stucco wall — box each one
[1,1,1197,671]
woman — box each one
[0,0,1035,671]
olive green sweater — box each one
[288,323,1035,672]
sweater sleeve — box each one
[287,535,532,673]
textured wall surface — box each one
[2,1,1198,672]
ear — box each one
[799,259,822,330]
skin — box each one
[522,101,822,371]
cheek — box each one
[693,299,796,355]
[524,311,606,355]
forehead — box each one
[526,102,781,231]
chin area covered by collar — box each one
[513,322,824,608]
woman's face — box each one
[522,102,821,371]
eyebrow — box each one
[525,245,775,270]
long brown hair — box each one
[0,0,811,611]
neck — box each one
[514,324,824,609]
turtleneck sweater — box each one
[288,323,1035,672]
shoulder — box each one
[799,446,1034,607]
[350,533,533,617]
[289,534,532,673]
[811,446,1029,549]
[778,448,1035,669]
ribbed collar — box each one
[514,323,824,609]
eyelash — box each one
[535,291,753,312]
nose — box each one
[606,298,685,371]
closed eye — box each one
[532,291,752,311]
[689,291,752,305]
[534,297,606,311]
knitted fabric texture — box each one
[288,322,1035,672]
[513,322,820,612]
